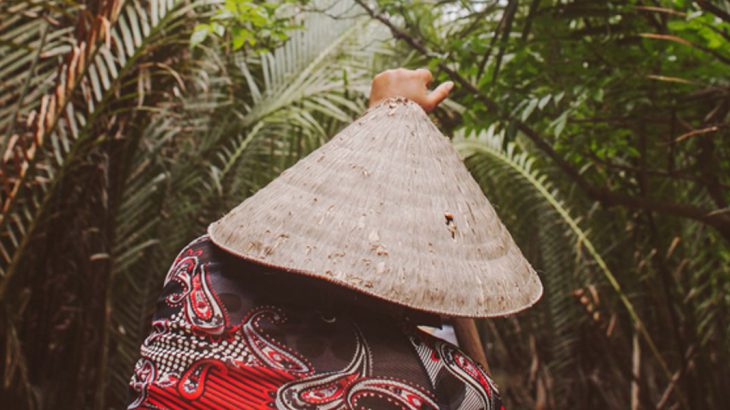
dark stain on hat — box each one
[444,212,457,239]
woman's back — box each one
[129,236,503,409]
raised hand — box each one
[368,68,454,112]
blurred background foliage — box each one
[0,0,727,408]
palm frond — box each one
[156,2,391,250]
[102,2,395,407]
[454,128,673,402]
[0,0,215,406]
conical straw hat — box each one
[208,97,542,318]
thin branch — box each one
[640,33,730,66]
[674,124,725,143]
[646,74,704,86]
[521,0,542,41]
[656,345,698,410]
[635,5,687,17]
[302,2,367,20]
[636,3,730,42]
[476,1,512,81]
[491,0,519,84]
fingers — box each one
[368,68,453,111]
[424,81,454,112]
[415,68,433,85]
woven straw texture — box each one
[208,97,543,318]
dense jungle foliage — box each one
[0,0,728,408]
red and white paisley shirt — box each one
[128,235,504,410]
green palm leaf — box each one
[103,2,395,407]
[454,128,673,399]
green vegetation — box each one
[1,0,727,408]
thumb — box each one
[424,81,454,111]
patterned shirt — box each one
[128,235,504,409]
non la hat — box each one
[208,96,543,318]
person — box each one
[127,69,505,410]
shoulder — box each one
[163,234,213,285]
[408,328,504,410]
